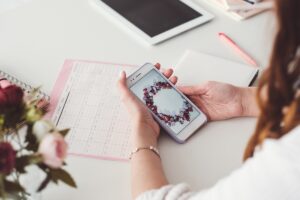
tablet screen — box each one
[101,0,202,37]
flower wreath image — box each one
[142,81,194,126]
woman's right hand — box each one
[178,81,259,121]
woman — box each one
[118,0,300,199]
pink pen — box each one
[218,32,259,67]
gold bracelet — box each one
[129,146,160,160]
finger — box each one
[163,68,173,79]
[117,71,142,109]
[189,96,211,121]
[117,71,135,101]
[177,85,206,95]
[169,76,178,85]
[155,63,161,70]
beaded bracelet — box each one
[129,146,160,160]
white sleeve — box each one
[136,127,300,200]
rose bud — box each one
[38,133,68,169]
[0,142,16,174]
[33,120,55,141]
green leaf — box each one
[0,115,4,129]
[50,169,77,188]
[25,106,42,123]
[58,129,70,137]
[25,124,39,152]
[15,156,29,173]
[3,180,24,193]
[37,174,52,192]
[0,175,5,198]
[16,155,43,173]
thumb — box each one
[117,71,142,110]
[177,85,206,96]
[118,71,135,101]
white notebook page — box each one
[52,61,133,161]
[175,50,258,87]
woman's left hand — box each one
[118,64,177,147]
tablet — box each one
[92,0,213,45]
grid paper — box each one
[52,61,133,161]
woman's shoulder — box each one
[260,125,300,163]
[263,125,300,146]
[279,125,300,147]
[281,125,300,141]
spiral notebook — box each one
[0,70,50,102]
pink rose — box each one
[0,142,16,174]
[38,133,68,169]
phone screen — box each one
[130,69,200,135]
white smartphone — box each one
[126,63,207,143]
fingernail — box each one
[119,71,125,78]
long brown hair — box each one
[244,0,300,160]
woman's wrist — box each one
[132,125,158,148]
[240,87,259,117]
[133,135,157,148]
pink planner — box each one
[48,60,136,162]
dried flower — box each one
[26,106,42,123]
[0,85,24,110]
[38,133,68,169]
[0,142,16,174]
[0,86,75,198]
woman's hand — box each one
[117,64,177,147]
[178,81,258,121]
[118,65,175,198]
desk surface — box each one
[0,0,274,199]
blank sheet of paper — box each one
[51,60,135,161]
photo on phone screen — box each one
[129,69,200,135]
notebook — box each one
[0,70,50,102]
[204,0,271,21]
[48,60,136,162]
[174,50,259,87]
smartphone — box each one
[126,63,207,143]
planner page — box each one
[51,61,135,161]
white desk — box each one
[0,0,274,199]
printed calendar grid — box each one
[52,61,133,161]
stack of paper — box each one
[205,0,273,21]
